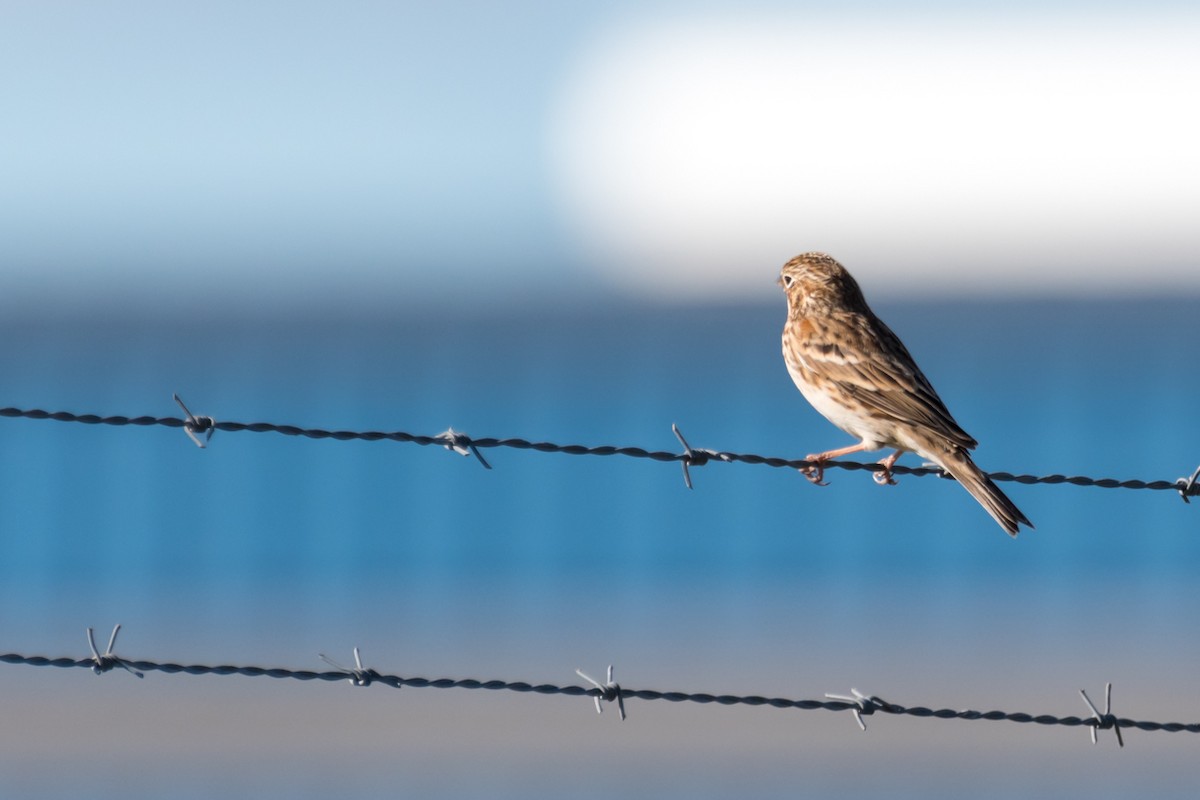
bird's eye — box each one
[783,275,793,287]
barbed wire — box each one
[2,397,1198,501]
[6,624,1200,746]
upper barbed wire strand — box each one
[0,405,1196,496]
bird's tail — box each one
[937,449,1032,536]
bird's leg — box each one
[873,449,905,486]
[802,442,870,486]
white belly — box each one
[785,358,887,451]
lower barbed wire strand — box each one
[3,651,1199,737]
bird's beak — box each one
[775,275,784,288]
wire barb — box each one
[1080,682,1124,747]
[85,624,143,678]
[923,461,953,480]
[672,424,704,489]
[438,427,492,469]
[576,665,626,721]
[318,646,377,687]
[671,424,730,489]
[173,393,215,448]
[1177,465,1200,504]
[824,687,881,731]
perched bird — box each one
[778,252,1031,536]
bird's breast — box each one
[783,327,888,450]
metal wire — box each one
[1,402,1197,499]
[4,404,1193,748]
[1,626,1193,746]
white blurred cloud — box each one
[548,12,1200,298]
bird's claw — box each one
[873,453,901,486]
[802,456,829,486]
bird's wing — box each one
[798,314,978,450]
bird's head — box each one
[778,252,867,315]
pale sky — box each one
[2,2,1197,314]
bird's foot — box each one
[801,455,829,486]
[872,465,897,486]
[872,450,904,486]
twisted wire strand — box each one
[2,650,1196,738]
[1,405,1196,496]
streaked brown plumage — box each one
[779,252,1032,536]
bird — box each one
[778,251,1032,536]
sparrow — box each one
[779,251,1032,536]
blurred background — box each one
[2,1,1199,797]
